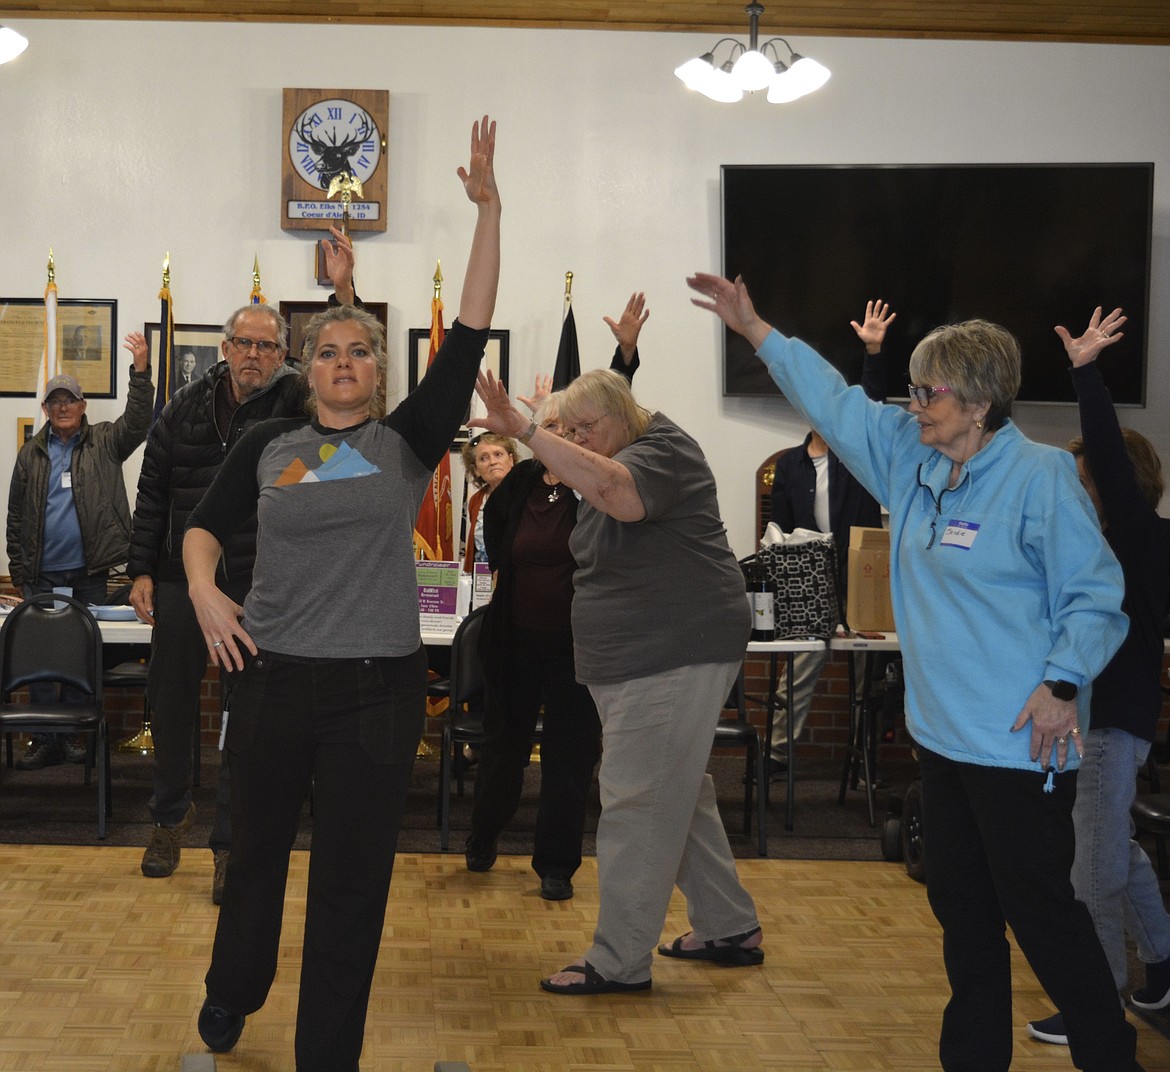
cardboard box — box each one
[846,526,895,632]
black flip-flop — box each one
[540,960,652,995]
[657,926,764,966]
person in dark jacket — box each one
[6,338,153,768]
[767,299,891,771]
[1026,307,1170,1046]
[127,228,356,901]
[464,292,645,900]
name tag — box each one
[940,519,979,549]
[61,472,72,489]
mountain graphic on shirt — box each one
[273,441,381,487]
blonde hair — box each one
[460,433,519,490]
[298,305,387,419]
[559,369,651,452]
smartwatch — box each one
[1044,679,1079,702]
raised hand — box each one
[468,369,528,440]
[518,373,552,414]
[687,272,772,350]
[123,330,149,371]
[457,115,498,208]
[603,291,649,363]
[320,226,355,304]
[1054,306,1126,368]
[850,299,896,353]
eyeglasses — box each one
[566,415,606,440]
[541,420,571,439]
[227,336,281,355]
[44,396,81,409]
[907,383,953,407]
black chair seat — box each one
[0,702,102,730]
[1133,794,1170,827]
[104,660,149,688]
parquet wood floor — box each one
[1,846,1167,1070]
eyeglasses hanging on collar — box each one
[917,463,944,549]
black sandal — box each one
[540,960,652,995]
[657,926,764,967]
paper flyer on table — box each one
[417,560,461,636]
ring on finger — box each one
[212,640,223,648]
[1056,735,1068,744]
[1070,726,1081,736]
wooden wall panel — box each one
[4,0,1170,45]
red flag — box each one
[412,295,452,560]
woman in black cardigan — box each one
[463,294,645,901]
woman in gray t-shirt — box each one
[470,367,761,995]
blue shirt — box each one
[756,329,1127,771]
[41,431,85,571]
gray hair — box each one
[908,319,1021,432]
[221,303,289,353]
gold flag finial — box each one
[162,252,170,289]
[564,271,573,302]
[432,261,443,301]
[252,255,261,291]
[47,247,55,285]
[326,171,364,237]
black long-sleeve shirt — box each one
[1071,360,1170,741]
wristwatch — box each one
[1044,679,1079,702]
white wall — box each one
[1,20,1168,569]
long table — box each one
[96,618,456,648]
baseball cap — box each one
[44,375,84,401]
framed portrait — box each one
[408,328,509,442]
[279,300,388,365]
[16,417,34,450]
[0,298,117,398]
[144,322,223,398]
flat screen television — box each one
[721,163,1153,406]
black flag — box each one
[552,306,580,389]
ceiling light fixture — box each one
[0,25,29,65]
[674,3,829,105]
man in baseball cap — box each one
[6,342,152,769]
[44,374,84,401]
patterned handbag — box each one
[750,534,841,640]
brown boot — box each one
[140,801,196,878]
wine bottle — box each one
[749,562,775,642]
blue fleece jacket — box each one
[757,329,1127,771]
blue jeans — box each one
[1071,726,1170,989]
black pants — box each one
[205,646,426,1072]
[146,578,231,849]
[470,627,600,879]
[918,747,1139,1072]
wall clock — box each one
[281,88,388,234]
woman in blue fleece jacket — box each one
[688,272,1141,1072]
